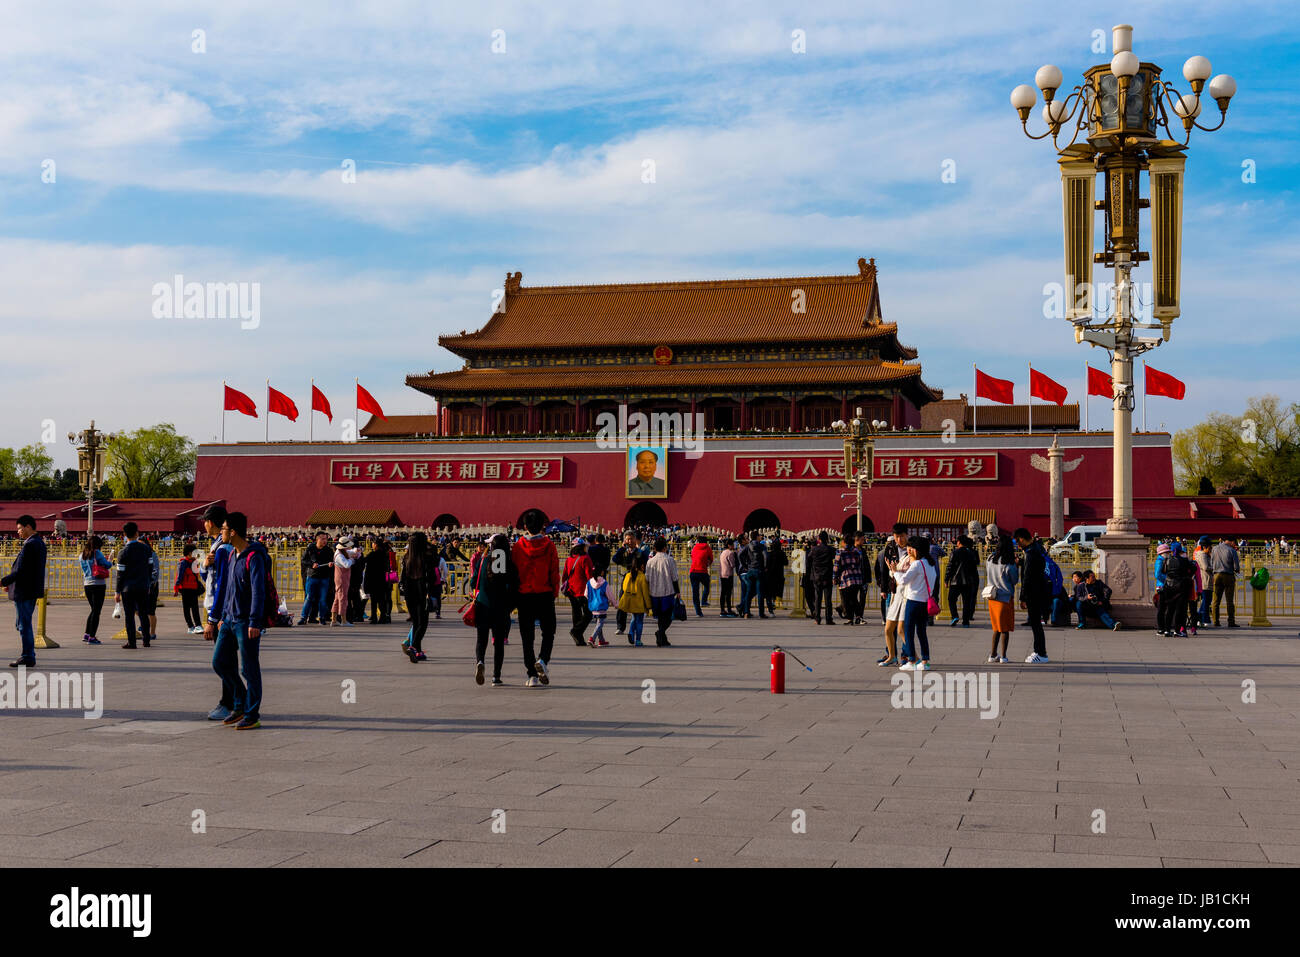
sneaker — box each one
[491,677,504,687]
[597,639,609,647]
[628,635,636,646]
[475,661,485,685]
[415,651,427,661]
[297,618,308,625]
[877,657,897,667]
[535,659,549,685]
[999,656,1011,664]
[915,661,931,671]
[898,661,915,671]
[222,711,246,726]
[876,654,890,665]
[1025,653,1050,663]
[405,644,418,663]
[587,638,597,647]
[1112,621,1122,631]
[950,617,960,627]
[987,655,999,663]
[525,676,540,688]
[207,705,233,721]
[235,715,260,730]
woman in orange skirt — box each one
[984,535,1019,663]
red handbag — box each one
[923,567,940,616]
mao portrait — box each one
[626,446,667,498]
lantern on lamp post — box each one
[68,421,117,538]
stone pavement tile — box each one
[661,814,783,839]
[432,790,615,813]
[0,807,100,837]
[72,844,306,867]
[738,837,948,867]
[218,828,461,858]
[548,782,719,804]
[1151,823,1300,845]
[1053,834,1267,862]
[943,848,1162,867]
[1260,844,1300,864]
[850,824,1056,853]
[403,837,628,867]
[1162,857,1291,868]
[202,810,383,833]
[566,830,751,866]
[0,833,126,861]
[0,855,149,868]
[1240,810,1300,829]
[963,811,1155,839]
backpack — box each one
[587,579,610,613]
[1043,554,1064,596]
[244,545,288,629]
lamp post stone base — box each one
[1096,531,1156,629]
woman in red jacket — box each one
[563,539,595,646]
[688,535,713,617]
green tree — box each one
[0,444,58,498]
[1172,395,1300,495]
[105,424,197,498]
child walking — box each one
[618,556,651,647]
[586,571,612,646]
[174,543,204,634]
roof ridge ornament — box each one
[857,257,876,280]
[505,271,522,295]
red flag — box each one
[1087,365,1113,397]
[1029,368,1067,406]
[268,386,299,422]
[311,385,333,422]
[975,368,1014,405]
[223,385,258,418]
[357,383,387,421]
[1145,364,1185,400]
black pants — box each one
[765,575,783,614]
[408,584,429,650]
[719,577,734,614]
[368,587,392,623]
[812,580,834,624]
[84,585,106,637]
[1157,585,1188,633]
[1025,594,1048,656]
[179,589,201,628]
[948,581,976,624]
[121,588,151,646]
[515,592,553,673]
[653,596,675,641]
[568,595,591,640]
[838,585,862,623]
[475,607,511,679]
[689,571,710,615]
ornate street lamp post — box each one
[68,422,116,538]
[1010,23,1235,623]
[833,409,886,535]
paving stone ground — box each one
[1,601,1297,867]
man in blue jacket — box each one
[200,504,237,720]
[2,515,46,668]
[208,511,266,730]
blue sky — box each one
[2,0,1296,467]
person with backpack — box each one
[79,535,111,645]
[174,543,204,634]
[114,522,155,650]
[511,509,560,686]
[562,539,595,645]
[472,532,518,686]
[585,569,613,647]
[618,555,651,646]
[1157,541,1193,637]
[208,511,267,730]
[1014,528,1051,663]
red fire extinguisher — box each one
[771,645,812,694]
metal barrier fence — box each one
[4,542,1298,619]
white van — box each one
[1050,524,1107,557]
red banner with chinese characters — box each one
[330,456,564,484]
[733,453,998,482]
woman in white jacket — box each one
[331,535,362,626]
[889,536,938,671]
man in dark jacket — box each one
[763,538,787,616]
[2,515,46,667]
[587,534,611,579]
[612,531,641,634]
[1015,528,1051,663]
[944,535,979,627]
[209,511,267,729]
[298,531,333,625]
[807,531,837,625]
[739,537,767,619]
[114,521,155,649]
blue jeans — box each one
[214,619,263,719]
[901,599,930,662]
[12,598,36,662]
[301,576,329,621]
[740,570,763,616]
[628,613,644,642]
[1197,590,1211,623]
[1050,594,1071,626]
[1073,598,1116,629]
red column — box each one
[739,395,748,431]
[575,398,584,433]
[841,394,849,422]
[480,400,489,435]
[789,395,798,432]
[526,402,535,434]
[689,396,697,431]
[891,392,904,429]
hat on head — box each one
[1156,542,1171,555]
[339,535,353,547]
[1198,535,1211,546]
[574,537,587,545]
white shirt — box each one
[892,559,937,603]
[645,551,679,598]
[884,552,912,622]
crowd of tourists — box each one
[0,502,1268,729]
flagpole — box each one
[1084,363,1089,433]
[222,379,226,444]
[310,378,314,443]
[1142,360,1147,433]
[266,379,270,443]
[355,378,359,444]
[1028,362,1033,435]
[972,363,977,435]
